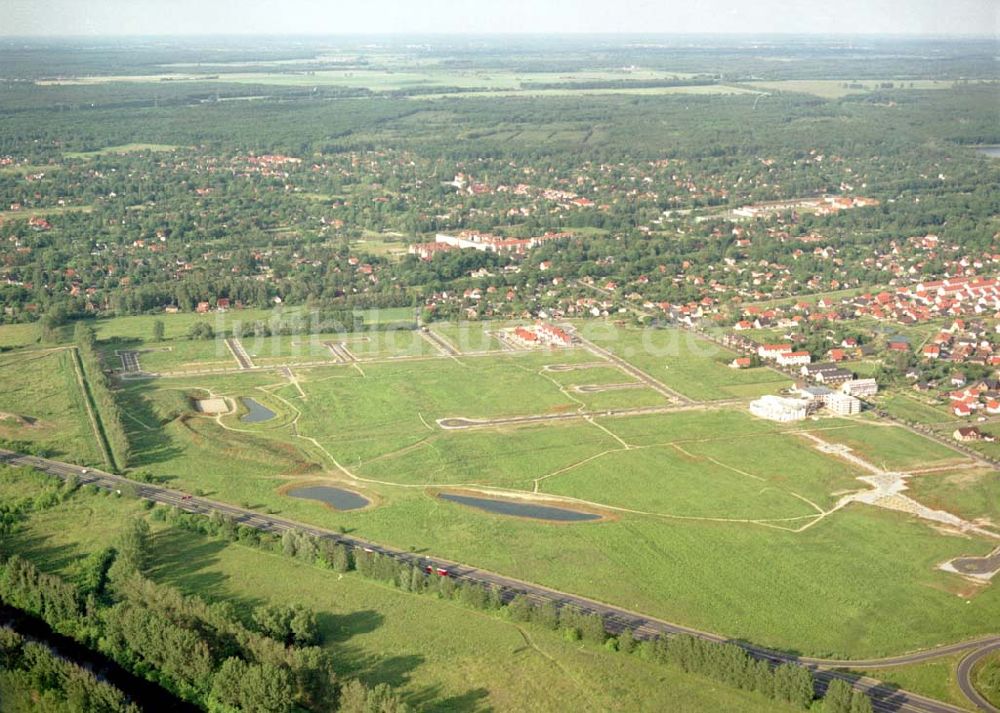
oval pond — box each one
[439,493,601,522]
[287,486,370,511]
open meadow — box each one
[1,317,998,663]
[0,348,102,465]
[63,143,181,159]
[579,326,792,401]
[106,356,1000,658]
[0,466,799,713]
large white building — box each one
[433,231,570,255]
[825,392,862,416]
[841,378,878,398]
[749,395,809,422]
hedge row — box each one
[74,323,130,472]
[162,506,874,712]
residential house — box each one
[953,427,986,442]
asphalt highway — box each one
[1,448,994,713]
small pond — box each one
[438,493,601,522]
[287,486,370,511]
[974,146,1000,159]
[240,397,276,423]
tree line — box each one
[164,503,873,712]
[0,485,411,713]
[74,322,130,472]
[0,463,876,713]
[0,626,141,713]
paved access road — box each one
[436,400,744,430]
[1,448,995,713]
[956,642,1000,713]
[224,337,255,370]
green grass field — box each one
[290,351,597,461]
[851,653,974,711]
[878,392,953,425]
[350,239,408,258]
[105,356,999,659]
[83,309,427,369]
[354,306,417,325]
[90,309,274,342]
[974,650,1000,709]
[126,338,236,373]
[239,331,431,366]
[427,321,506,353]
[0,467,798,713]
[63,143,180,159]
[0,163,62,176]
[582,326,791,401]
[0,323,39,349]
[0,349,102,465]
[543,444,822,519]
[0,204,93,221]
[356,420,621,489]
[906,467,1000,525]
[1,318,996,663]
[810,423,966,471]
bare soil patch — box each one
[194,398,231,415]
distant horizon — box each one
[1,31,998,40]
[3,0,997,39]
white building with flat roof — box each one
[841,378,878,398]
[825,392,862,416]
[749,395,809,422]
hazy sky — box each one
[3,0,998,37]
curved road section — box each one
[1,448,995,713]
[957,642,1000,713]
